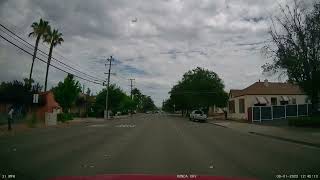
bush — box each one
[88,111,96,117]
[27,113,37,128]
[57,113,73,122]
[288,116,320,127]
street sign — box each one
[33,94,39,103]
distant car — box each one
[146,111,151,114]
[189,110,207,122]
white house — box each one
[228,80,309,120]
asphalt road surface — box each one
[0,114,319,180]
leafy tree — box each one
[141,95,156,112]
[28,18,50,88]
[119,95,136,114]
[132,88,143,111]
[131,88,156,112]
[44,27,64,91]
[0,78,42,105]
[52,74,81,113]
[94,84,134,116]
[86,88,91,96]
[262,1,320,114]
[163,98,174,112]
[168,67,228,115]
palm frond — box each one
[28,32,34,37]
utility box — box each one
[104,110,112,119]
[45,112,57,126]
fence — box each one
[248,104,311,122]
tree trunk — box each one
[29,35,41,89]
[44,43,54,91]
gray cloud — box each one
[0,0,312,106]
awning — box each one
[280,96,289,101]
[255,97,268,104]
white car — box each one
[189,110,207,122]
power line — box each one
[0,33,104,85]
[0,23,105,82]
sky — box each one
[0,0,314,106]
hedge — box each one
[288,116,320,127]
[57,113,73,122]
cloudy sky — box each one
[0,0,312,106]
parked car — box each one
[189,110,207,122]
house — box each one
[70,93,96,117]
[228,80,309,120]
[35,91,61,122]
[208,105,224,116]
[0,91,61,125]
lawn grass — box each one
[288,115,320,127]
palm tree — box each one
[43,27,64,91]
[28,18,50,89]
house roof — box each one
[230,89,242,97]
[230,81,305,98]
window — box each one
[280,101,288,105]
[271,97,277,105]
[239,99,245,113]
[291,98,296,104]
[305,97,310,103]
[229,100,235,113]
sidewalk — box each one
[208,119,320,147]
[0,115,131,137]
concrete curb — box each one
[249,131,320,148]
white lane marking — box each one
[115,124,136,128]
[88,124,107,127]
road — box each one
[0,114,319,180]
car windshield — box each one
[1,1,320,180]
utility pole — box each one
[128,78,135,100]
[104,56,114,120]
[128,78,135,116]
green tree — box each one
[131,88,156,112]
[262,1,320,114]
[0,79,42,104]
[168,67,228,115]
[163,98,174,112]
[44,27,64,91]
[141,95,156,112]
[132,88,143,111]
[52,74,81,113]
[86,88,91,96]
[28,18,50,89]
[94,84,133,116]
